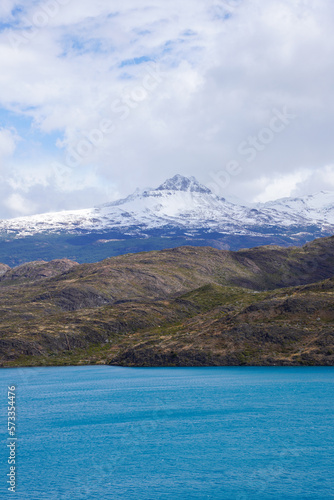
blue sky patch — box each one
[11,5,25,17]
[182,29,197,37]
[60,35,110,57]
[119,56,153,67]
[0,108,61,159]
[0,22,15,32]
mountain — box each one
[258,191,334,228]
[1,235,333,367]
[0,258,78,283]
[0,174,334,265]
[0,174,252,235]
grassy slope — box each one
[0,236,333,367]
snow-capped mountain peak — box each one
[156,174,212,194]
[0,175,334,243]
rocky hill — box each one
[0,263,10,276]
[0,235,333,367]
[0,259,78,283]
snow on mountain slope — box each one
[0,175,334,238]
[101,175,253,227]
[260,191,334,225]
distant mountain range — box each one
[0,174,334,265]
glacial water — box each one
[0,366,333,499]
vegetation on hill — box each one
[0,236,333,367]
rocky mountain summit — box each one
[156,174,212,193]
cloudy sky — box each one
[0,0,334,218]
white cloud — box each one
[292,165,334,196]
[253,170,310,203]
[0,0,334,217]
[0,127,19,160]
[0,1,17,19]
[4,193,37,216]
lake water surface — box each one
[0,366,333,499]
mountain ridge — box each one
[0,175,334,266]
[2,174,334,235]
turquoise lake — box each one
[0,366,333,499]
